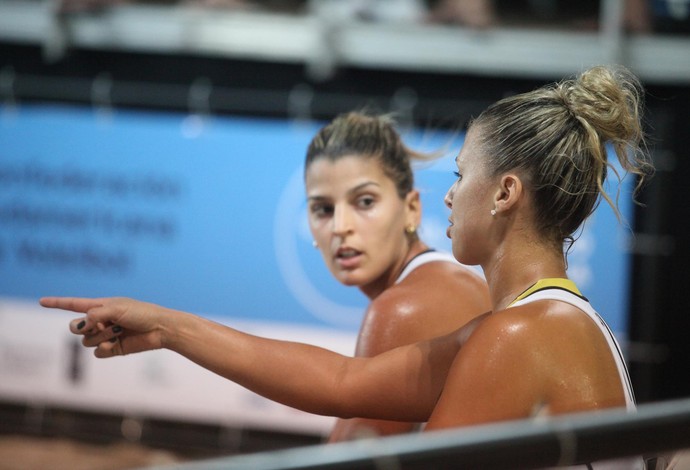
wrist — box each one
[157,305,185,351]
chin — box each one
[451,248,465,264]
[339,273,364,287]
[336,280,363,290]
[335,271,368,288]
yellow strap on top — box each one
[508,278,583,307]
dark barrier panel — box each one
[150,397,690,470]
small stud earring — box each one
[312,240,318,248]
[405,225,417,235]
[490,209,496,216]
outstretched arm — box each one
[40,296,468,422]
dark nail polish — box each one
[77,320,86,330]
[112,325,122,333]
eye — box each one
[310,203,333,218]
[356,195,376,209]
[453,171,463,182]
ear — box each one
[492,173,523,214]
[404,189,422,228]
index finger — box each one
[40,297,104,313]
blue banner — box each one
[0,104,632,333]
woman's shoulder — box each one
[471,300,605,352]
[377,258,488,315]
[462,300,627,414]
[357,259,490,354]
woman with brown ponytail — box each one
[42,65,653,468]
[302,112,491,441]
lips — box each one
[335,246,363,269]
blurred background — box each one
[1,0,689,468]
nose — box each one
[332,205,353,236]
[444,183,455,209]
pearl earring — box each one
[312,240,318,248]
[490,209,496,216]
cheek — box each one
[451,189,467,221]
[360,212,406,257]
[456,183,485,217]
[307,219,321,240]
[308,219,331,253]
[451,190,483,245]
[362,217,392,246]
[376,208,406,238]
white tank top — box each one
[509,278,643,470]
[395,250,475,284]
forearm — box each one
[164,309,351,416]
[162,310,460,421]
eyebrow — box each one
[348,181,380,194]
[307,181,380,202]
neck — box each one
[360,240,429,300]
[482,238,567,311]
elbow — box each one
[327,359,363,419]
